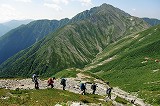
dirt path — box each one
[0,73,151,106]
[76,73,151,106]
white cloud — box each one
[15,0,32,3]
[44,0,69,5]
[0,4,15,11]
[43,0,69,11]
[44,3,62,11]
[52,0,69,5]
[79,0,92,6]
[43,0,92,11]
[0,4,23,23]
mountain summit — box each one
[71,3,130,22]
[0,4,149,77]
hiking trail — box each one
[0,73,151,106]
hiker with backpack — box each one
[60,78,66,90]
[106,82,113,100]
[106,87,112,99]
[91,83,97,94]
[32,73,39,89]
[80,82,86,95]
[47,77,55,88]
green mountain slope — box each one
[143,18,160,26]
[0,24,9,37]
[0,18,69,64]
[85,25,160,105]
[0,4,149,78]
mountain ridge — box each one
[0,19,33,37]
[0,18,70,65]
[142,17,160,26]
[0,3,149,77]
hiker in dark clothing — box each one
[106,82,112,100]
[91,83,97,94]
[80,82,86,95]
[32,74,39,89]
[106,87,112,99]
[60,78,66,90]
[48,77,55,88]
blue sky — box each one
[0,0,159,23]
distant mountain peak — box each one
[142,17,160,26]
[100,3,113,7]
[71,3,130,23]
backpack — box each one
[91,85,93,90]
[48,78,54,84]
[60,78,66,85]
[91,84,96,90]
[106,88,111,94]
[32,74,36,82]
[80,83,85,90]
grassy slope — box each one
[86,25,160,105]
[53,68,80,78]
[0,88,112,106]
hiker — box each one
[91,83,97,94]
[106,82,112,100]
[32,74,39,89]
[60,78,66,90]
[106,87,112,99]
[80,82,86,95]
[47,77,55,88]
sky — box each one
[0,0,160,23]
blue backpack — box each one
[80,83,85,90]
